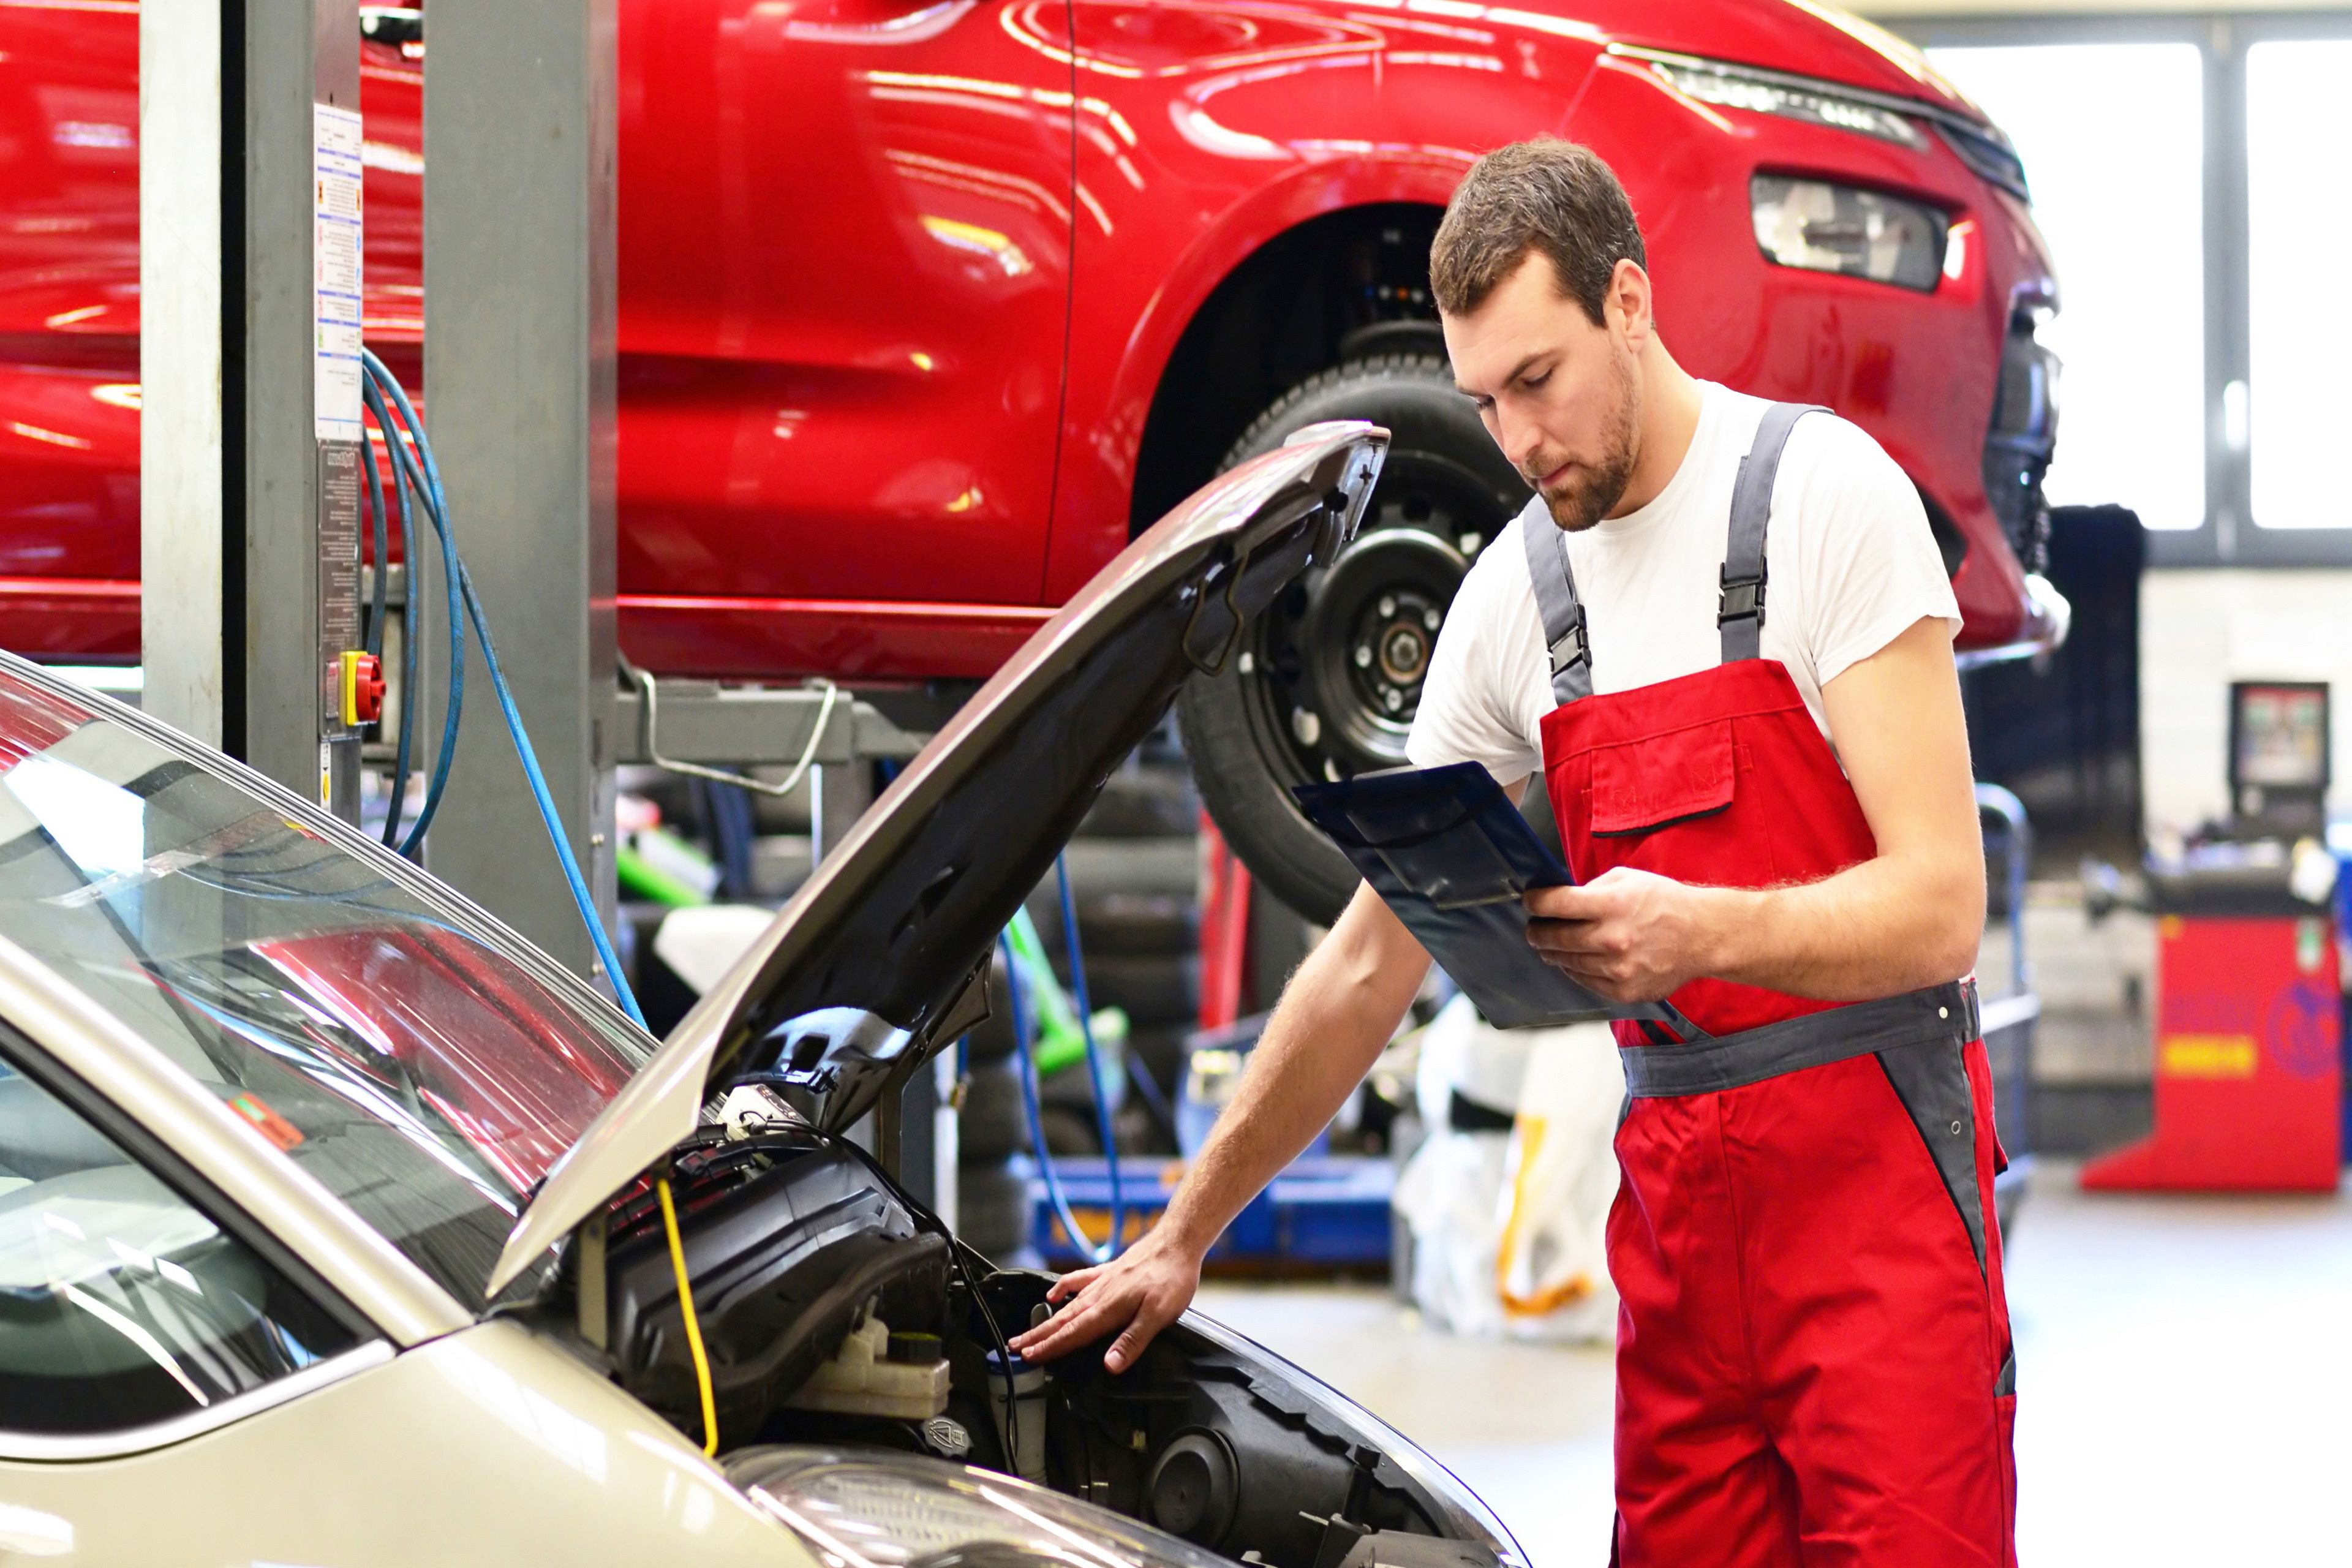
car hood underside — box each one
[491,422,1387,1295]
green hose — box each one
[1005,905,1128,1079]
[617,837,711,909]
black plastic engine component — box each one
[601,1126,948,1445]
[1147,1431,1240,1540]
[1041,1321,1461,1568]
[1336,1534,1502,1568]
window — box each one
[0,669,652,1311]
[1926,43,2207,530]
[2245,40,2352,530]
[0,1065,361,1436]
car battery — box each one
[2082,852,2341,1193]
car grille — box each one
[1936,119,2030,202]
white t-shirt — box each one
[1406,381,1959,785]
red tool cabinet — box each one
[2082,911,2341,1193]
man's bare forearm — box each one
[1156,885,1429,1256]
[1694,847,1984,1001]
[1522,620,1983,1008]
[1695,619,1985,1000]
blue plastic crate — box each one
[1017,1154,1394,1271]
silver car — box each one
[0,425,1528,1568]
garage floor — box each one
[1197,1164,2352,1566]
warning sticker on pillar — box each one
[313,99,365,821]
[317,442,361,740]
[312,103,363,442]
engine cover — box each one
[1046,1322,1462,1567]
[601,1128,948,1445]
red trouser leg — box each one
[1610,1044,2017,1567]
[1608,1090,1804,1568]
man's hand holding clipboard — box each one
[1520,868,1722,1007]
[1292,762,1707,1039]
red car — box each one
[0,0,2059,919]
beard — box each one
[1525,352,1640,533]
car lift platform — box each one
[1020,1155,1395,1275]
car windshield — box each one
[0,664,650,1311]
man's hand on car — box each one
[1008,886,1433,1374]
[1008,1227,1204,1373]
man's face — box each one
[1443,252,1642,532]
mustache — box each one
[1522,453,1572,489]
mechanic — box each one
[1013,138,2014,1566]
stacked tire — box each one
[956,734,1206,1261]
[956,951,1035,1265]
[1029,747,1202,1139]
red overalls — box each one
[1522,404,2017,1566]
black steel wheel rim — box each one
[1234,451,1509,790]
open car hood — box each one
[491,423,1387,1293]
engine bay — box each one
[552,1120,1504,1568]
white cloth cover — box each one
[1393,997,1623,1343]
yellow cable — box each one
[657,1177,720,1457]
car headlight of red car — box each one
[731,1447,1237,1568]
[1617,46,1924,148]
[1750,175,1949,293]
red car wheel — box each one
[1177,354,1528,925]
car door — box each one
[0,1056,811,1566]
[619,0,1077,617]
[0,1052,383,1460]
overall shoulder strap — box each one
[1720,402,1829,663]
[1519,499,1592,704]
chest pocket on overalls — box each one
[1587,719,1737,837]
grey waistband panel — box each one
[1619,978,1980,1098]
[1519,497,1591,704]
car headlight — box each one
[728,1447,1235,1568]
[1615,45,1923,149]
[1174,1312,1525,1567]
[1750,176,1947,292]
[1608,43,2032,202]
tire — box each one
[1176,354,1530,924]
[1036,1102,1104,1158]
[957,1160,1033,1261]
[1080,892,1199,957]
[958,1059,1031,1164]
[1126,1023,1190,1104]
[1080,954,1200,1028]
[1078,767,1200,839]
[1033,892,1198,960]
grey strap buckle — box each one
[1717,562,1766,627]
[1548,612,1589,677]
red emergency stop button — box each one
[340,650,385,727]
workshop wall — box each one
[2139,569,2352,834]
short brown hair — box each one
[1428,138,1646,323]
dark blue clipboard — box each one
[1294,763,1704,1036]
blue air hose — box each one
[1055,856,1125,1254]
[361,384,423,850]
[1001,927,1109,1264]
[361,418,388,663]
[390,414,422,848]
[453,552,644,1028]
[360,364,464,857]
[1000,857,1126,1265]
[356,347,646,1031]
